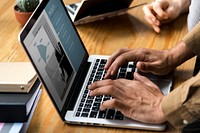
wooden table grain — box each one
[0,0,196,133]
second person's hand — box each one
[143,0,188,33]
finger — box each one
[143,12,161,33]
[137,61,167,75]
[105,48,151,78]
[153,1,168,20]
[136,61,158,74]
[144,12,160,25]
[89,85,113,97]
[152,24,160,33]
[144,15,161,33]
[89,81,121,98]
[104,48,131,70]
[88,79,113,90]
[100,99,116,110]
[136,61,148,73]
[134,72,158,89]
[142,4,159,24]
[105,49,132,78]
[100,99,126,111]
[133,72,162,96]
[89,79,127,99]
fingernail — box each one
[89,90,93,96]
[100,104,105,110]
[88,85,91,89]
[154,27,160,33]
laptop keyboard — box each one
[75,59,136,120]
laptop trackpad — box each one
[139,72,172,95]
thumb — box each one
[136,61,153,73]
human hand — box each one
[143,0,183,33]
[104,48,174,78]
[88,72,166,124]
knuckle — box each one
[106,79,113,84]
[108,56,114,62]
[111,99,118,106]
[91,81,97,87]
[118,48,126,53]
[106,86,113,94]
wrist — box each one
[158,96,167,123]
[168,41,195,68]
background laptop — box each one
[19,0,172,131]
[66,0,134,25]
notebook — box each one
[65,0,142,25]
[0,62,37,93]
[19,0,172,131]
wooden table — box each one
[0,0,196,133]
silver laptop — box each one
[19,0,172,131]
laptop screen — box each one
[20,0,88,111]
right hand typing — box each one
[104,48,175,78]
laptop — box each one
[19,0,172,131]
[65,0,135,25]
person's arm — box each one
[183,21,200,57]
[162,21,200,129]
[162,72,200,128]
[104,40,195,78]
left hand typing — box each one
[88,72,166,124]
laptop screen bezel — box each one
[19,0,89,120]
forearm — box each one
[183,22,200,57]
[162,72,200,128]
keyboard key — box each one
[115,111,124,120]
[83,108,90,113]
[79,102,84,107]
[103,96,110,101]
[100,59,107,64]
[75,112,80,117]
[87,96,94,100]
[93,103,100,107]
[126,72,133,80]
[92,106,100,111]
[106,109,115,119]
[86,99,93,104]
[81,98,86,102]
[69,4,78,10]
[118,72,126,78]
[96,95,103,98]
[98,110,107,119]
[96,59,100,62]
[95,98,102,103]
[77,107,82,112]
[84,104,91,108]
[90,111,98,118]
[81,112,89,117]
[84,89,88,94]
